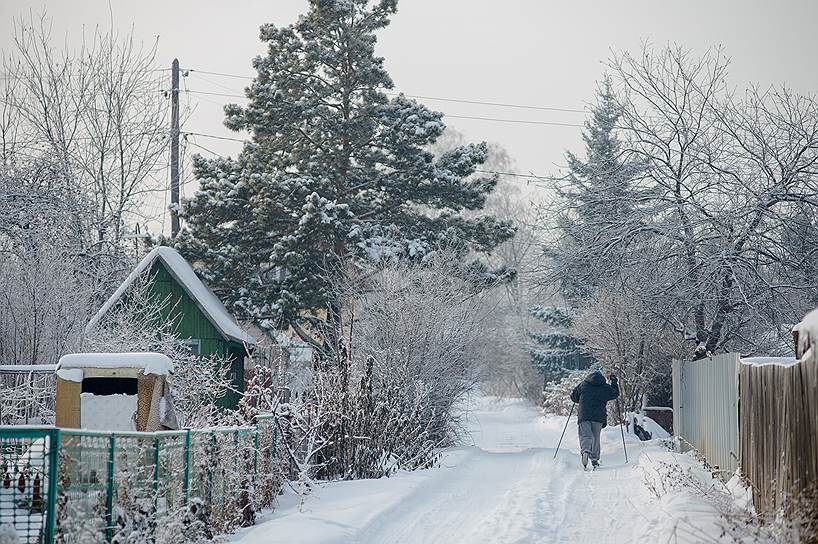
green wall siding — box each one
[147,262,245,409]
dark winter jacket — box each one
[570,371,619,425]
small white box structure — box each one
[55,352,178,432]
[80,393,139,432]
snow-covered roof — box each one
[86,246,255,345]
[57,352,174,382]
[58,352,174,372]
[272,331,314,362]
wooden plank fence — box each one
[739,358,818,517]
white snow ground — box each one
[232,397,740,544]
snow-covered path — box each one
[357,400,643,544]
[232,397,726,544]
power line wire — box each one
[185,89,243,98]
[475,169,553,181]
[182,131,244,143]
[187,139,225,157]
[446,115,582,127]
[180,90,584,128]
[386,94,585,114]
[188,71,248,94]
[181,67,587,114]
[182,131,552,183]
[0,68,170,81]
[184,68,251,80]
[184,88,586,115]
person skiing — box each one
[570,370,619,470]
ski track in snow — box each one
[356,398,643,544]
[231,397,696,544]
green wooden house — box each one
[86,246,255,409]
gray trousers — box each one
[578,421,603,461]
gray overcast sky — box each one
[1,0,817,234]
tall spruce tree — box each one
[177,0,513,356]
[527,306,593,383]
[550,80,640,301]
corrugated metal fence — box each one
[672,353,740,476]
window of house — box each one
[180,338,201,356]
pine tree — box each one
[177,0,513,356]
[528,306,593,383]
[550,80,640,301]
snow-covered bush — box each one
[155,499,215,544]
[0,370,56,425]
[278,252,493,483]
[542,370,586,416]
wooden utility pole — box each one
[170,58,180,237]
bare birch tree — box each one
[3,11,169,244]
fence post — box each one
[252,428,259,503]
[153,437,160,515]
[44,428,62,544]
[272,418,277,460]
[182,429,191,506]
[233,429,239,472]
[233,429,239,511]
[105,434,116,542]
[207,432,215,507]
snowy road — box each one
[356,400,643,544]
[231,397,727,544]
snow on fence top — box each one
[86,246,255,346]
[56,352,174,382]
[740,356,798,367]
[792,307,818,363]
[0,364,57,372]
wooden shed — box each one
[54,352,176,431]
[86,247,255,409]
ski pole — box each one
[615,376,628,464]
[553,402,575,460]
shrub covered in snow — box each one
[277,252,492,484]
[542,370,586,416]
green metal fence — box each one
[0,415,280,543]
[0,427,58,544]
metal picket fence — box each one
[0,415,280,543]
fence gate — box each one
[0,428,59,544]
[672,353,740,477]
